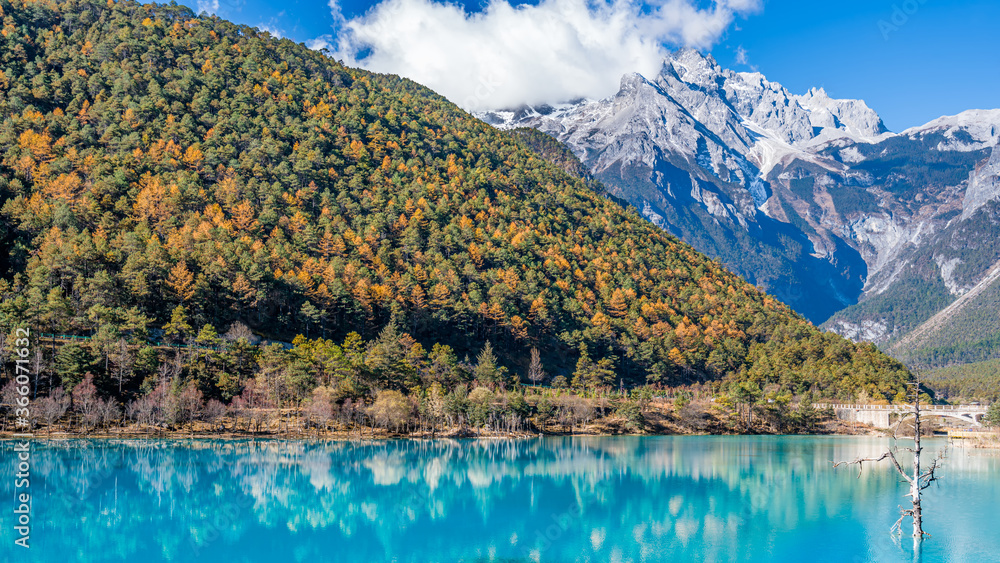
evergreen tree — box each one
[163,306,192,345]
[54,343,96,392]
[473,342,509,389]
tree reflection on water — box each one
[4,437,998,562]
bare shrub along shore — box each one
[2,372,840,440]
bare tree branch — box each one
[833,375,943,542]
[834,451,894,479]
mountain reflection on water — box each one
[2,436,998,562]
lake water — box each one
[1,436,998,562]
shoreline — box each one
[4,429,996,450]
[0,422,895,442]
[4,401,991,444]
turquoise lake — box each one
[2,436,998,562]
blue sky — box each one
[181,0,999,131]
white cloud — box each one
[196,0,219,15]
[735,45,748,65]
[256,21,284,39]
[307,34,336,52]
[325,0,761,111]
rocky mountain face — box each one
[479,49,1000,366]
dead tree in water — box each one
[833,379,945,549]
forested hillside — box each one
[0,0,910,417]
[922,359,1000,403]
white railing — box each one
[813,403,988,413]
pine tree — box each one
[473,342,509,389]
[163,306,192,344]
[54,342,95,392]
[299,302,321,337]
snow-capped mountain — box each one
[479,48,1000,363]
[484,49,888,165]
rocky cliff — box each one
[479,49,1000,367]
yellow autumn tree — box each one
[168,261,196,301]
[608,288,629,318]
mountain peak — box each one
[667,47,719,68]
[662,48,723,88]
[807,86,829,99]
[619,71,651,92]
[792,88,889,139]
[903,108,1000,141]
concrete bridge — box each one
[813,403,989,429]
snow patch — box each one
[838,146,865,164]
[828,319,890,343]
[935,255,967,296]
[902,109,1000,151]
[641,201,668,230]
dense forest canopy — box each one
[0,0,910,405]
[922,359,1000,403]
